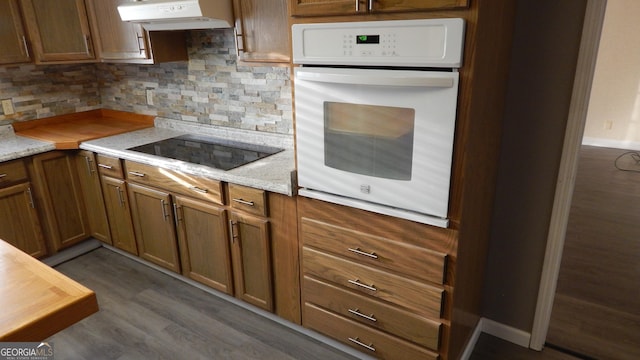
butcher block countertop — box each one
[13,109,154,150]
[0,239,98,341]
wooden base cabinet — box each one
[175,195,233,294]
[97,155,138,255]
[0,159,46,257]
[75,150,111,244]
[298,197,457,360]
[128,182,181,273]
[229,210,273,311]
[30,151,90,253]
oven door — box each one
[294,67,459,226]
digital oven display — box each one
[356,35,380,44]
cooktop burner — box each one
[127,134,283,171]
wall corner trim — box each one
[460,318,533,360]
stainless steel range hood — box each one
[118,0,234,31]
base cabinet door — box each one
[30,151,90,252]
[175,195,233,294]
[229,211,273,311]
[0,182,46,257]
[128,183,180,273]
[75,151,111,244]
[101,176,137,255]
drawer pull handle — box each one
[0,173,7,179]
[232,198,254,206]
[348,308,377,322]
[348,279,377,292]
[98,164,113,169]
[190,186,209,194]
[348,337,376,352]
[348,247,378,259]
[128,171,146,177]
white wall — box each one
[583,0,640,149]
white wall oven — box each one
[292,19,465,228]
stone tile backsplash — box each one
[0,29,293,135]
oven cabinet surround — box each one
[290,1,518,359]
[19,0,96,63]
[0,0,31,64]
[0,159,46,257]
[289,0,469,17]
[85,0,188,64]
[233,0,290,63]
[28,151,91,253]
[120,159,300,321]
[97,154,138,255]
[74,150,111,244]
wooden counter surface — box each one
[13,109,154,150]
[0,240,98,341]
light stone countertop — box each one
[80,119,297,196]
[0,125,56,163]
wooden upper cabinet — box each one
[290,0,469,17]
[233,0,290,63]
[0,0,31,64]
[19,0,95,63]
[85,0,187,64]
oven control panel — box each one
[292,18,465,68]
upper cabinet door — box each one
[85,0,150,62]
[234,0,290,63]
[85,0,187,64]
[0,0,31,64]
[289,0,469,17]
[19,0,96,63]
[371,0,469,12]
[289,0,361,17]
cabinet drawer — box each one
[304,303,439,360]
[228,183,266,216]
[0,159,28,185]
[125,161,223,205]
[96,154,123,178]
[304,276,441,350]
[301,218,447,284]
[303,247,443,319]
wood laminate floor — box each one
[471,334,583,360]
[547,146,640,359]
[47,248,360,360]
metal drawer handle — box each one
[128,171,146,177]
[98,163,113,169]
[348,308,377,322]
[232,198,254,206]
[348,279,377,292]
[348,247,378,259]
[116,186,125,207]
[0,173,7,179]
[190,186,209,194]
[348,337,376,352]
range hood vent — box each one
[118,0,234,31]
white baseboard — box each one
[481,318,531,348]
[582,137,640,151]
[460,318,532,359]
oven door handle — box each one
[296,71,454,88]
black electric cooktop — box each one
[127,134,283,171]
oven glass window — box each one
[324,102,415,180]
